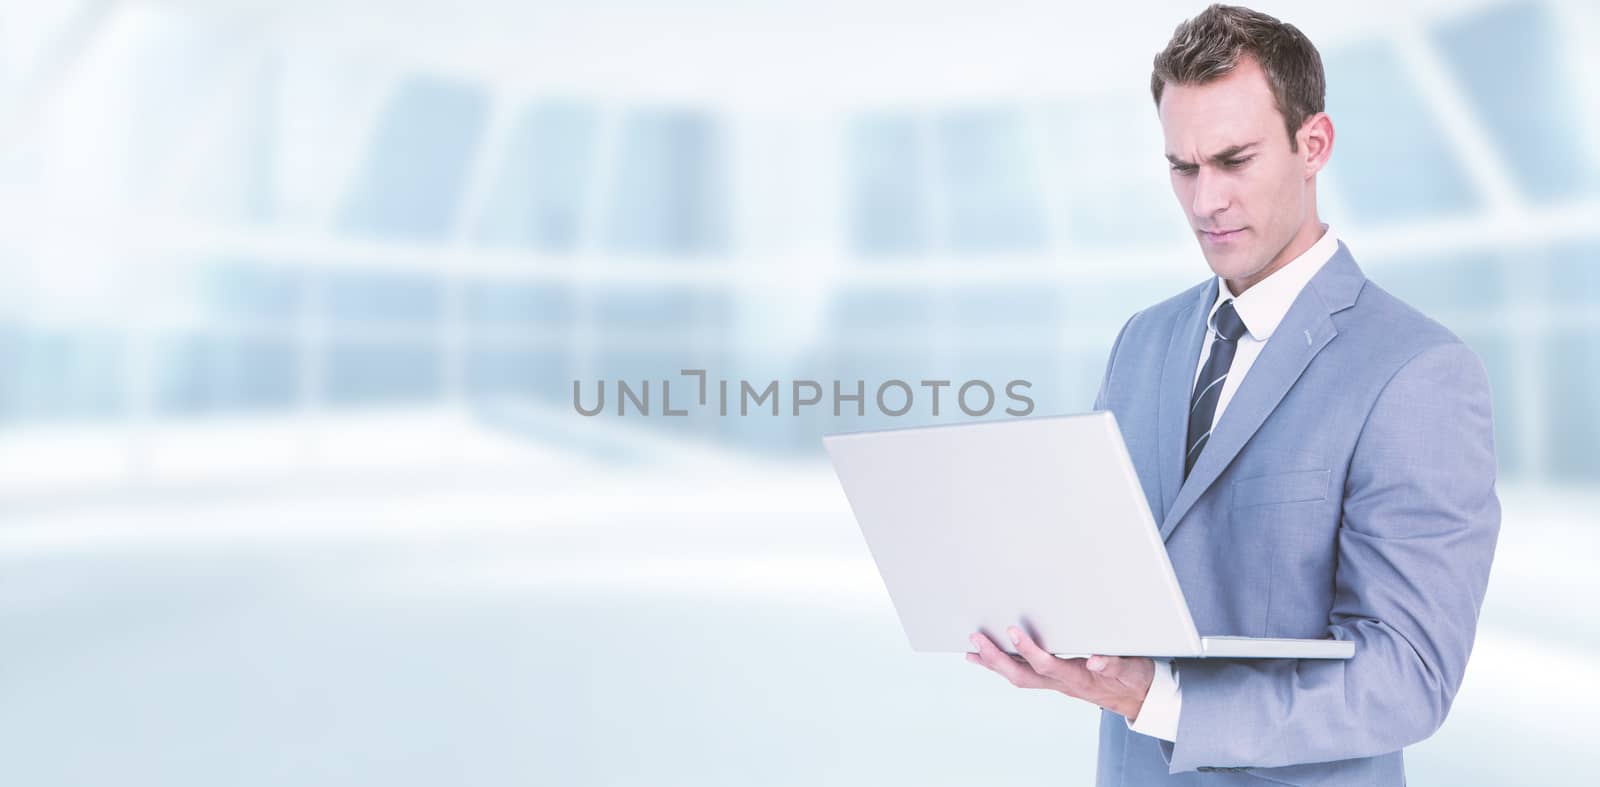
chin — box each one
[1200,250,1260,282]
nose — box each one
[1191,168,1231,221]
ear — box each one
[1298,112,1334,178]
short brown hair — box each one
[1151,3,1325,151]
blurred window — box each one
[476,100,599,252]
[1323,42,1480,225]
[602,109,727,254]
[1434,2,1597,202]
[337,75,490,241]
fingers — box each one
[1092,655,1157,697]
[1007,626,1063,678]
[968,632,1046,689]
[1012,627,1099,697]
[1086,654,1122,678]
[966,629,1138,704]
[1087,655,1153,687]
[967,632,1156,717]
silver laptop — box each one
[822,411,1353,660]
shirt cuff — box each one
[1125,657,1181,742]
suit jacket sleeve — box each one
[1159,340,1501,773]
[1094,311,1139,412]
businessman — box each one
[965,5,1500,784]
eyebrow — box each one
[1165,141,1262,167]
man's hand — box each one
[966,626,1156,722]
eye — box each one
[1170,164,1198,176]
[1221,156,1253,169]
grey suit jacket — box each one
[1091,243,1500,786]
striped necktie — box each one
[1185,299,1248,480]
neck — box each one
[1225,215,1325,297]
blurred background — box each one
[0,0,1596,783]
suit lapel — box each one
[1158,242,1368,542]
[1156,280,1215,520]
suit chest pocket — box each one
[1229,469,1337,639]
[1231,469,1331,509]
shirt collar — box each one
[1207,224,1339,342]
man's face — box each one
[1158,56,1311,289]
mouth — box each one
[1198,227,1246,244]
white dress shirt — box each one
[1127,224,1340,742]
